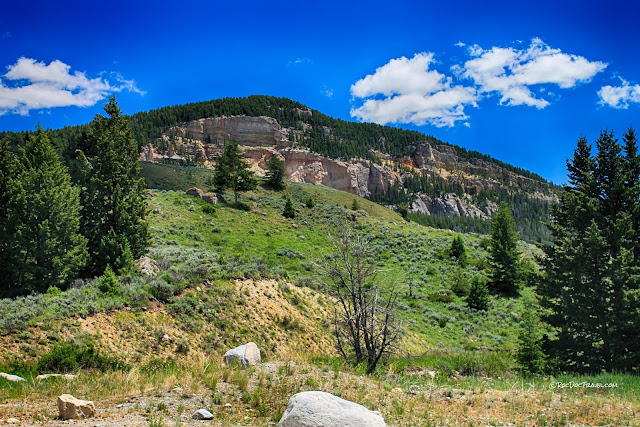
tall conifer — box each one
[79,96,148,275]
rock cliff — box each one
[141,114,553,218]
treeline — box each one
[0,97,148,298]
[369,171,552,242]
[0,95,548,183]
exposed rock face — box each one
[142,115,554,218]
[186,187,204,198]
[168,116,288,147]
[223,342,261,367]
[57,394,95,420]
[411,193,489,219]
[278,391,386,427]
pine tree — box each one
[0,139,17,292]
[79,96,148,275]
[265,155,286,190]
[516,296,546,375]
[489,202,520,295]
[449,235,467,266]
[6,127,87,294]
[213,141,257,203]
[351,198,360,211]
[466,276,489,311]
[540,129,640,372]
[283,197,296,219]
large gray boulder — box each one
[223,342,261,367]
[278,391,386,427]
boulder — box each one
[136,256,159,277]
[202,193,218,204]
[36,374,75,380]
[223,342,261,367]
[0,372,25,382]
[57,394,95,420]
[278,391,386,427]
[186,187,204,198]
[192,408,214,420]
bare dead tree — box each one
[314,224,402,374]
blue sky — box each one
[1,0,640,184]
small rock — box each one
[391,387,403,394]
[224,403,232,408]
[57,394,95,420]
[292,223,298,229]
[162,334,171,343]
[7,418,20,424]
[192,408,214,420]
[223,342,261,367]
[0,372,25,382]
[202,193,218,205]
[36,374,75,380]
[152,208,162,214]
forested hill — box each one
[1,95,547,184]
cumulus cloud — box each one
[598,78,640,109]
[458,38,607,108]
[350,53,478,127]
[0,57,144,116]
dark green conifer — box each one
[466,276,489,311]
[489,202,520,295]
[265,155,286,190]
[213,141,257,203]
[7,127,87,294]
[283,197,296,219]
[79,96,148,275]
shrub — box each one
[37,341,123,373]
[467,277,489,311]
[305,197,315,208]
[283,197,296,219]
[202,204,216,215]
[98,266,120,295]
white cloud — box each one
[598,78,640,109]
[459,38,607,108]
[350,53,478,127]
[288,57,312,67]
[0,57,144,116]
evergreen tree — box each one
[351,198,360,211]
[283,197,296,219]
[265,155,286,190]
[5,127,87,295]
[466,276,489,311]
[305,197,315,208]
[212,141,257,203]
[489,202,520,295]
[540,129,640,372]
[79,96,148,275]
[449,235,467,266]
[0,139,17,291]
[516,296,546,375]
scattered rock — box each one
[223,342,261,367]
[192,408,214,420]
[391,387,403,394]
[278,391,386,427]
[161,334,171,343]
[57,394,95,420]
[0,372,25,382]
[186,187,204,198]
[292,223,298,229]
[224,403,232,408]
[136,256,159,277]
[36,374,75,380]
[6,418,20,424]
[152,207,163,214]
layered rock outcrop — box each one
[141,114,554,216]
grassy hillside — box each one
[0,165,637,426]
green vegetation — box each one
[540,128,640,373]
[78,96,149,276]
[265,155,286,190]
[212,140,257,203]
[1,127,87,296]
[282,197,296,219]
[489,202,521,295]
[466,277,489,311]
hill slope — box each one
[1,95,558,242]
